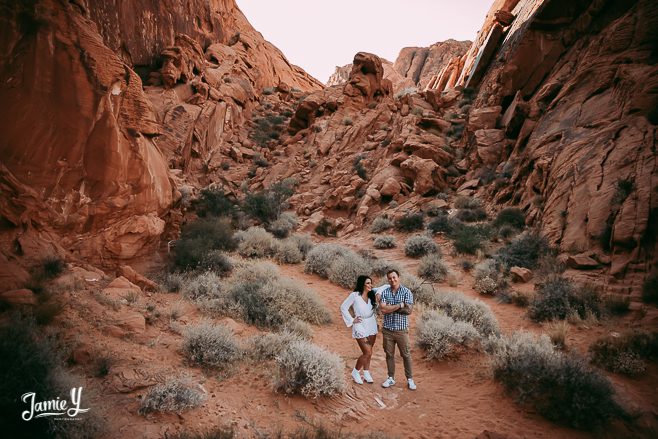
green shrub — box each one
[275,340,345,398]
[371,216,394,233]
[427,214,463,235]
[454,196,482,210]
[455,208,487,223]
[589,330,658,376]
[417,255,448,282]
[497,231,549,269]
[183,322,242,370]
[174,218,236,270]
[139,378,206,414]
[242,178,295,224]
[353,155,368,180]
[529,276,602,322]
[395,212,424,232]
[496,224,520,240]
[404,234,439,258]
[194,186,236,218]
[423,291,499,336]
[452,224,489,254]
[642,269,658,304]
[235,227,276,258]
[490,332,624,429]
[416,309,480,360]
[315,218,337,237]
[493,207,526,229]
[373,235,396,249]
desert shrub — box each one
[404,234,439,258]
[452,224,490,254]
[242,178,295,224]
[268,212,298,238]
[498,289,532,307]
[546,320,569,349]
[460,260,474,272]
[602,295,631,316]
[327,251,372,289]
[167,427,237,439]
[455,208,487,223]
[253,154,269,167]
[235,227,276,258]
[181,272,223,302]
[642,269,658,304]
[589,330,658,376]
[417,255,448,282]
[395,212,424,232]
[424,291,499,337]
[229,263,331,328]
[139,378,206,414]
[273,239,304,264]
[199,250,233,276]
[454,196,482,210]
[494,207,526,229]
[535,254,566,279]
[473,259,506,295]
[275,340,345,398]
[370,259,403,278]
[305,244,351,278]
[416,309,480,360]
[314,218,337,237]
[281,319,313,340]
[160,272,187,293]
[0,315,104,438]
[400,274,434,304]
[496,224,520,240]
[370,216,394,233]
[529,276,602,322]
[174,217,236,270]
[194,186,237,218]
[497,231,549,269]
[353,155,368,180]
[490,331,624,429]
[183,322,242,370]
[36,256,66,280]
[427,214,463,235]
[249,331,304,361]
[373,235,396,249]
[342,117,353,126]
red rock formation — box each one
[327,60,414,93]
[393,40,471,90]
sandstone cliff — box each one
[327,59,414,92]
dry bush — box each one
[473,259,506,295]
[268,212,298,238]
[529,276,602,322]
[423,291,499,337]
[490,331,624,429]
[183,322,243,370]
[371,259,403,278]
[546,320,569,349]
[327,251,372,289]
[288,233,314,257]
[371,216,394,233]
[248,331,304,361]
[416,309,481,360]
[182,272,223,301]
[602,295,631,316]
[417,254,448,282]
[455,208,487,223]
[401,274,434,304]
[139,378,206,414]
[160,272,187,293]
[199,250,233,276]
[281,318,314,340]
[589,330,658,376]
[454,196,482,210]
[404,234,439,258]
[275,340,345,398]
[373,235,396,249]
[235,226,276,258]
[273,239,304,264]
[174,217,236,270]
[305,244,352,278]
[452,224,490,254]
[427,213,463,235]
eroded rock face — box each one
[393,40,471,90]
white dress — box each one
[340,291,378,339]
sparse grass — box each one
[589,330,658,376]
[490,332,625,429]
[546,320,569,349]
[183,322,243,370]
[139,378,206,414]
[395,212,424,232]
[281,319,313,340]
[373,235,396,249]
[248,331,304,361]
[416,309,481,360]
[404,234,439,258]
[417,255,448,282]
[371,216,394,233]
[275,340,345,398]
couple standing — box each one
[339,269,416,390]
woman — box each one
[340,275,380,384]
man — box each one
[377,269,416,390]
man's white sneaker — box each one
[381,377,396,388]
[407,378,417,390]
[351,368,363,385]
[363,370,373,384]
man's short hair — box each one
[386,269,400,277]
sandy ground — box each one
[55,231,658,439]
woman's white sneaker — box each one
[407,378,417,390]
[351,368,363,385]
[381,377,396,388]
[363,370,374,383]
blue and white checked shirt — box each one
[379,284,414,331]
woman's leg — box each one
[364,334,376,370]
[355,337,372,371]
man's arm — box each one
[379,302,404,315]
[396,303,413,315]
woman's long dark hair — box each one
[354,275,376,307]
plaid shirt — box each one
[380,285,414,331]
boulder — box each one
[467,106,502,131]
[0,289,37,306]
[510,267,533,283]
[400,156,446,196]
[567,254,601,270]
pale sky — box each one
[235,0,493,83]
